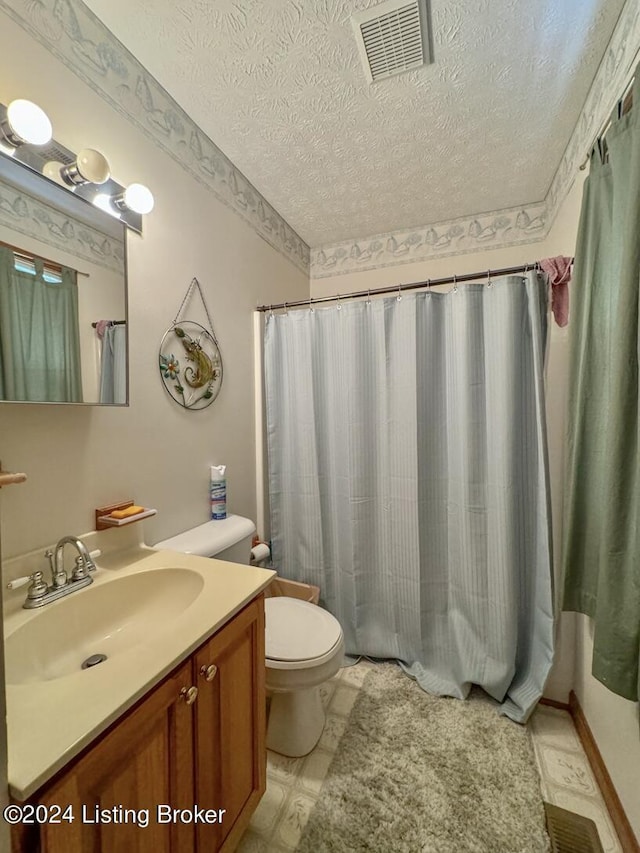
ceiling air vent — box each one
[352,0,431,83]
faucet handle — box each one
[7,573,35,590]
[70,549,100,581]
[71,556,90,581]
[7,571,48,600]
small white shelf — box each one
[97,508,157,528]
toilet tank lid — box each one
[153,515,255,557]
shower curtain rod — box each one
[257,261,546,312]
[91,319,126,328]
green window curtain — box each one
[562,68,640,701]
[0,245,83,402]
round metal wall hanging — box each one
[159,278,223,410]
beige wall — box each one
[0,15,308,560]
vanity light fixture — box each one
[113,183,155,215]
[59,148,111,186]
[0,99,150,234]
[0,99,52,147]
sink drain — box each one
[81,653,108,670]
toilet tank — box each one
[153,515,256,564]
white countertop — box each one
[3,531,275,800]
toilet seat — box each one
[265,597,343,670]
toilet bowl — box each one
[265,596,344,757]
[154,516,344,757]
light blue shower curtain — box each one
[265,272,554,722]
[99,324,127,404]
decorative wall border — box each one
[311,201,548,278]
[1,0,638,282]
[0,0,310,275]
[545,0,640,225]
[0,180,124,274]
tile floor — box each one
[238,661,622,853]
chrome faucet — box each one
[49,536,97,585]
[7,535,97,609]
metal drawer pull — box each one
[200,663,218,682]
[179,686,198,705]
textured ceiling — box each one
[82,0,625,248]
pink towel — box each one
[540,256,572,327]
[95,320,112,339]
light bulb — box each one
[122,183,154,214]
[2,99,52,146]
[42,160,66,186]
[60,148,110,185]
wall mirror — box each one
[0,152,128,405]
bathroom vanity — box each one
[3,527,275,852]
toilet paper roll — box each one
[250,543,271,564]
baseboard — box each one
[568,690,640,853]
[539,696,570,712]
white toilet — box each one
[154,515,344,757]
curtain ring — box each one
[284,301,288,314]
[269,304,274,315]
[309,295,314,313]
[522,262,529,283]
[397,283,402,301]
[336,293,342,310]
[366,287,371,306]
[427,278,431,291]
[487,269,492,288]
[452,274,458,293]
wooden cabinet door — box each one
[37,661,196,853]
[194,596,266,853]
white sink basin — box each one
[4,568,204,685]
